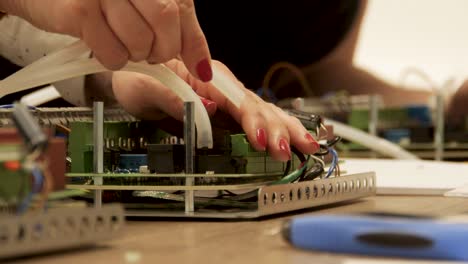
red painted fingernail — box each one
[279,138,292,160]
[256,128,267,150]
[305,133,320,153]
[199,97,217,115]
[196,58,213,82]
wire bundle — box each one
[273,136,342,185]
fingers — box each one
[112,72,183,120]
[239,102,292,161]
[130,0,181,63]
[59,1,130,70]
[166,59,320,162]
[111,71,217,121]
[270,105,320,155]
[101,0,154,62]
[29,0,212,79]
[240,99,320,162]
[175,0,212,82]
[199,96,217,116]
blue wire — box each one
[0,104,36,110]
[0,104,15,109]
[31,166,44,192]
[17,166,44,214]
[17,192,33,214]
[325,148,339,178]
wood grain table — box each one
[11,196,468,264]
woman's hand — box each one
[0,0,212,81]
[111,60,320,161]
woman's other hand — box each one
[0,0,212,81]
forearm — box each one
[0,14,116,106]
[0,1,29,18]
[302,62,432,107]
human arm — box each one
[0,16,319,161]
[94,60,321,161]
[273,0,468,125]
[0,0,212,81]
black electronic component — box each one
[284,109,322,130]
[196,155,246,174]
[11,103,47,153]
[147,144,247,174]
[408,127,434,143]
[147,144,185,173]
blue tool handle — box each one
[283,215,468,261]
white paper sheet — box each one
[341,159,468,195]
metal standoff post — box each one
[434,93,445,161]
[184,101,195,214]
[93,101,104,208]
[369,95,380,158]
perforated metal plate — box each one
[124,172,376,219]
[0,204,125,260]
[257,172,375,215]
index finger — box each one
[175,0,212,82]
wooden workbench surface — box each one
[12,196,468,264]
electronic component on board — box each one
[11,103,47,153]
[284,109,322,130]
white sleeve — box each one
[0,15,91,106]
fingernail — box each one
[196,58,213,82]
[199,97,217,115]
[256,128,267,150]
[305,133,320,153]
[279,138,292,160]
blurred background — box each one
[355,0,468,91]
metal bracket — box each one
[257,172,375,216]
[123,172,376,219]
[184,101,195,214]
[0,204,125,260]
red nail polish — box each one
[305,133,320,153]
[199,97,217,114]
[279,138,292,160]
[305,133,315,142]
[256,128,267,150]
[196,59,213,82]
[312,142,320,153]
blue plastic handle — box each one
[283,215,468,261]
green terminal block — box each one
[68,121,168,173]
[0,144,29,206]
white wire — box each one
[20,85,61,106]
[325,118,419,160]
[0,40,247,148]
[399,67,439,93]
[309,154,326,170]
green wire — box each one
[271,156,310,185]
